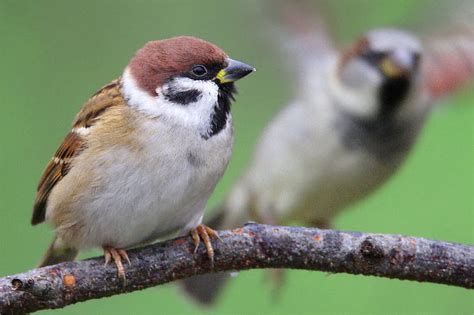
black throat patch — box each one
[202,82,236,140]
[378,77,411,119]
[338,77,417,161]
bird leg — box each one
[266,268,286,300]
[309,218,332,230]
[103,246,130,282]
[190,224,222,265]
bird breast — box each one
[46,106,233,250]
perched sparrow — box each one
[182,1,474,304]
[32,36,255,280]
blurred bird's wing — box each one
[421,4,474,101]
[422,31,474,101]
[32,78,124,225]
[263,0,337,72]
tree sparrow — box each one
[31,36,255,280]
[182,1,474,304]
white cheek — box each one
[122,68,219,132]
[156,77,219,131]
[341,60,381,89]
[330,60,381,119]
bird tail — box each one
[38,236,78,267]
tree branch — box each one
[1,223,472,314]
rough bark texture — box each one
[0,223,472,314]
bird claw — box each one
[103,246,130,284]
[190,224,221,265]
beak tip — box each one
[220,59,256,83]
[244,67,256,76]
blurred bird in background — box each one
[182,0,474,305]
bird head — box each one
[122,36,255,137]
[334,29,423,121]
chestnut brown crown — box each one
[129,36,229,96]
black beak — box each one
[216,58,256,84]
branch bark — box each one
[1,223,472,314]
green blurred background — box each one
[0,0,472,314]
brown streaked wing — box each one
[32,78,124,225]
[73,78,124,128]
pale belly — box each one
[294,152,399,223]
[255,146,401,226]
[248,118,408,226]
[47,127,233,249]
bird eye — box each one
[191,65,208,77]
[360,50,387,63]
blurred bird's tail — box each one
[38,236,78,267]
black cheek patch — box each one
[163,88,202,105]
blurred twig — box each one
[0,223,472,314]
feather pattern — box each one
[32,78,124,225]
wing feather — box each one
[422,4,474,100]
[423,32,474,99]
[263,0,336,72]
[31,78,124,225]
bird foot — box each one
[103,246,130,283]
[190,224,222,265]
